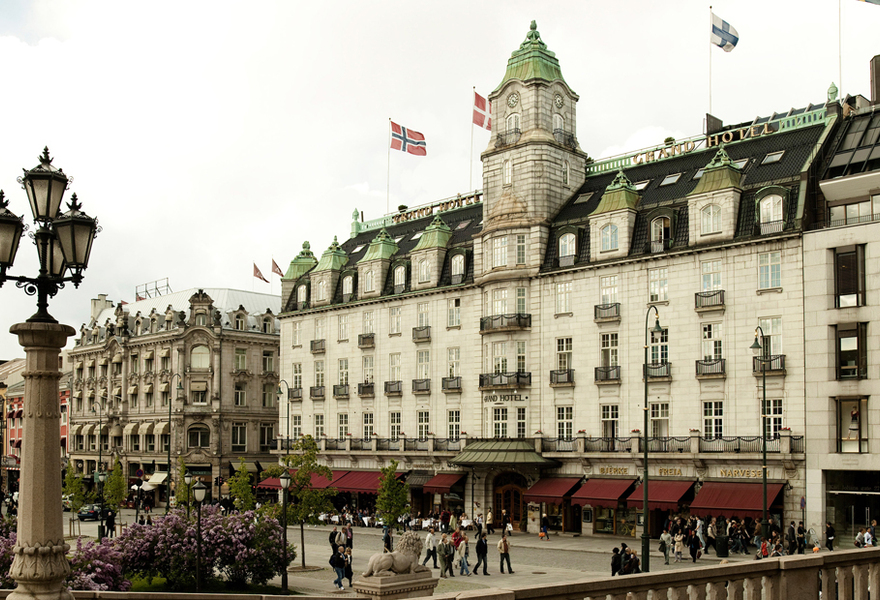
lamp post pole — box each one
[166,373,182,514]
[278,380,292,459]
[750,327,769,543]
[193,480,207,592]
[280,471,291,593]
[97,471,106,540]
[94,399,105,540]
[184,472,193,520]
[642,306,662,574]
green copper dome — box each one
[313,236,348,272]
[283,241,318,280]
[591,171,640,215]
[494,21,569,92]
[357,228,399,263]
[412,215,452,251]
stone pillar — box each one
[8,321,75,600]
[689,430,701,454]
[780,429,791,454]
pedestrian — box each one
[797,521,806,554]
[610,547,622,576]
[695,517,706,551]
[344,548,353,588]
[825,521,835,552]
[438,533,450,578]
[486,509,495,535]
[138,515,145,526]
[497,534,514,574]
[330,545,346,591]
[345,523,354,549]
[628,549,641,574]
[688,530,701,563]
[329,526,339,552]
[441,534,456,578]
[673,531,684,562]
[706,517,717,554]
[786,522,797,556]
[474,532,489,575]
[501,510,511,535]
[541,513,550,540]
[864,527,874,547]
[620,548,634,575]
[475,513,483,536]
[660,528,673,565]
[872,519,878,542]
[336,526,347,549]
[145,515,153,526]
[105,510,116,539]
[383,527,394,553]
[422,528,438,568]
[440,509,451,534]
[458,534,471,576]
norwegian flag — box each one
[272,259,284,277]
[473,91,491,131]
[253,263,269,283]
[390,122,427,156]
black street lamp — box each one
[642,305,663,573]
[166,373,183,514]
[193,480,207,592]
[279,471,291,593]
[750,327,769,543]
[134,480,142,525]
[97,470,107,540]
[184,471,193,520]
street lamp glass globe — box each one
[279,471,291,490]
[184,472,193,486]
[192,480,207,503]
[21,148,69,223]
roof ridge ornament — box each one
[519,20,547,52]
[607,170,635,191]
[705,146,733,170]
[827,82,839,103]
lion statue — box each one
[362,531,431,577]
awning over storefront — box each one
[257,469,349,491]
[147,472,168,484]
[333,470,403,494]
[69,424,82,437]
[571,478,636,508]
[626,480,696,511]
[689,482,784,518]
[258,477,282,490]
[123,423,138,436]
[155,421,170,435]
[423,473,467,495]
[523,477,583,504]
[449,440,560,467]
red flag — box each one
[272,259,284,277]
[473,91,491,131]
[390,122,427,156]
[253,263,269,283]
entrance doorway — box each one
[493,472,528,530]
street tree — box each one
[228,457,256,511]
[62,469,87,514]
[375,459,409,531]
[287,435,336,568]
[176,456,191,507]
[103,456,127,509]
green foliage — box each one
[287,435,336,567]
[260,463,286,480]
[176,456,191,506]
[375,459,409,531]
[104,456,127,508]
[228,457,255,511]
[63,469,88,513]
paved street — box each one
[63,508,767,595]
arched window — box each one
[393,265,406,292]
[760,195,783,224]
[553,114,564,132]
[195,313,207,326]
[342,276,353,295]
[651,217,671,252]
[364,270,374,292]
[506,113,520,132]
[187,424,210,449]
[701,204,721,234]
[262,318,273,334]
[191,346,210,369]
[559,232,576,257]
[562,160,569,186]
[601,224,618,251]
[317,280,326,301]
[234,315,245,330]
[418,259,429,283]
[503,160,512,185]
[297,285,306,303]
[451,254,465,278]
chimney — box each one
[872,55,880,105]
[90,294,113,320]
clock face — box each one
[554,94,564,108]
[507,92,519,108]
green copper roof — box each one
[449,440,560,467]
[357,228,398,263]
[313,236,348,272]
[494,21,569,92]
[283,242,318,280]
[688,147,743,196]
[591,171,640,215]
[412,215,452,251]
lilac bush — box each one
[0,531,16,589]
[66,537,130,591]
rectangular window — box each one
[701,323,723,360]
[492,342,507,373]
[191,390,207,405]
[447,347,460,378]
[557,406,573,440]
[600,276,618,304]
[516,407,527,438]
[390,411,401,440]
[292,363,302,389]
[161,355,170,372]
[835,245,866,307]
[161,433,170,453]
[130,434,140,451]
[131,355,139,374]
[260,423,274,451]
[315,317,325,340]
[601,405,619,438]
[516,287,527,314]
[315,360,324,386]
[417,350,430,379]
[389,307,401,334]
[234,348,247,371]
[556,338,572,370]
[837,323,867,380]
[446,410,461,440]
[516,341,527,372]
[447,298,461,327]
[363,311,375,334]
[338,413,349,438]
[758,317,782,355]
[703,402,723,438]
[363,413,374,439]
[145,392,153,408]
[338,358,349,385]
[492,236,508,268]
[262,351,275,373]
[389,353,401,381]
[130,393,138,409]
[234,383,246,406]
[556,282,572,313]
[262,383,275,407]
[516,234,526,265]
[291,414,302,439]
[338,315,349,341]
[762,398,783,439]
[649,268,668,301]
[314,414,324,438]
[492,289,508,315]
[493,407,508,438]
[759,251,782,289]
[837,397,867,453]
[292,321,302,346]
[161,391,170,408]
[417,302,429,328]
[701,260,722,291]
[145,434,155,452]
[418,411,430,440]
[650,328,669,363]
[362,355,374,383]
[601,333,619,367]
[650,402,669,437]
[231,422,247,452]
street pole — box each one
[95,400,105,540]
[167,373,182,514]
[280,471,291,593]
[193,481,206,593]
[642,305,661,574]
[751,327,769,543]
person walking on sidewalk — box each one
[474,532,489,575]
[458,533,471,576]
[705,518,717,555]
[329,526,340,552]
[486,510,495,535]
[422,528,438,568]
[673,531,685,562]
[501,510,512,535]
[344,548,354,588]
[825,522,835,552]
[439,534,456,578]
[383,527,394,553]
[540,513,550,540]
[330,545,346,591]
[497,533,514,574]
[610,547,622,576]
[660,529,673,565]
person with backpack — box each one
[330,545,346,590]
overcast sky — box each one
[0,0,876,359]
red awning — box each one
[6,411,13,419]
[571,479,635,508]
[14,410,22,419]
[423,473,466,495]
[626,480,696,511]
[523,477,582,504]
[257,470,349,490]
[689,482,784,518]
[333,470,403,494]
[14,440,22,448]
[258,477,282,490]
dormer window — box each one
[262,317,273,334]
[297,285,306,304]
[418,259,429,283]
[451,254,465,284]
[601,224,618,251]
[316,280,326,302]
[559,233,576,258]
[393,265,406,294]
[195,313,207,326]
[701,204,722,235]
[651,217,671,252]
[342,276,353,296]
[150,319,157,333]
[759,194,783,234]
[364,270,374,293]
[234,315,245,331]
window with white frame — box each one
[703,402,723,438]
[338,315,349,340]
[492,289,508,315]
[516,407,527,438]
[516,234,526,265]
[292,363,302,389]
[758,317,782,355]
[701,204,722,234]
[314,414,324,438]
[390,411,401,440]
[759,251,782,289]
[492,342,507,373]
[234,382,246,406]
[362,310,374,334]
[417,302,429,327]
[260,423,274,451]
[494,407,508,438]
[417,350,430,379]
[557,406,573,440]
[291,414,302,438]
[601,405,619,438]
[447,298,461,327]
[394,265,406,290]
[231,422,247,452]
[651,402,669,437]
[418,259,429,283]
[363,412,374,438]
[297,285,307,304]
[503,160,512,185]
[338,359,349,385]
[389,353,401,381]
[234,348,247,371]
[362,355,374,383]
[338,413,349,438]
[262,351,275,373]
[516,287,527,314]
[418,411,430,440]
[650,328,668,363]
[556,282,572,313]
[447,347,460,378]
[342,275,353,296]
[191,346,210,369]
[556,338,572,370]
[262,383,274,407]
[601,333,618,367]
[702,323,722,360]
[559,233,576,258]
[492,236,508,268]
[507,113,520,131]
[451,254,465,279]
[316,280,326,302]
[389,307,401,334]
[553,113,564,131]
[651,216,671,242]
[759,194,783,224]
[763,398,783,438]
[649,268,668,301]
[292,321,302,346]
[600,276,619,304]
[516,341,527,373]
[313,360,325,387]
[701,260,722,291]
[364,270,374,292]
[448,410,460,440]
[601,224,618,251]
[315,317,325,340]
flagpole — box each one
[708,6,713,118]
[470,87,475,192]
[387,118,392,215]
[839,0,843,96]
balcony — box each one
[695,359,726,378]
[753,355,786,375]
[310,339,326,354]
[646,238,672,254]
[594,366,620,384]
[495,128,521,148]
[394,283,406,295]
[480,313,531,333]
[384,380,403,396]
[451,273,464,285]
[412,379,431,394]
[558,254,576,268]
[644,362,672,379]
[594,303,621,322]
[479,372,531,390]
[553,129,577,149]
[294,301,309,311]
[357,382,374,397]
[550,369,574,386]
[289,387,303,402]
[694,290,725,312]
[358,333,375,349]
[309,386,325,400]
[412,326,431,343]
[333,384,350,399]
[441,377,462,392]
[342,292,355,303]
[757,220,784,235]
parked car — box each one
[77,504,102,521]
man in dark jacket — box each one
[786,522,797,556]
[329,526,339,551]
[383,527,394,553]
[474,532,489,575]
[611,547,622,576]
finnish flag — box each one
[710,12,739,52]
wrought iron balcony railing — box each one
[480,313,531,332]
[595,365,621,382]
[695,290,725,309]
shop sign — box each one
[482,394,524,403]
[718,468,762,478]
[599,466,629,475]
[391,194,482,224]
[658,467,683,477]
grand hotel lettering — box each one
[632,123,776,165]
[392,194,482,224]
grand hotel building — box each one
[278,23,880,538]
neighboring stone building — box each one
[67,288,280,506]
[276,23,877,539]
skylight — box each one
[634,180,651,190]
[455,220,472,230]
[411,232,424,240]
[394,236,404,243]
[574,192,593,204]
[352,245,365,253]
[762,151,784,165]
[659,173,681,186]
[733,158,749,169]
